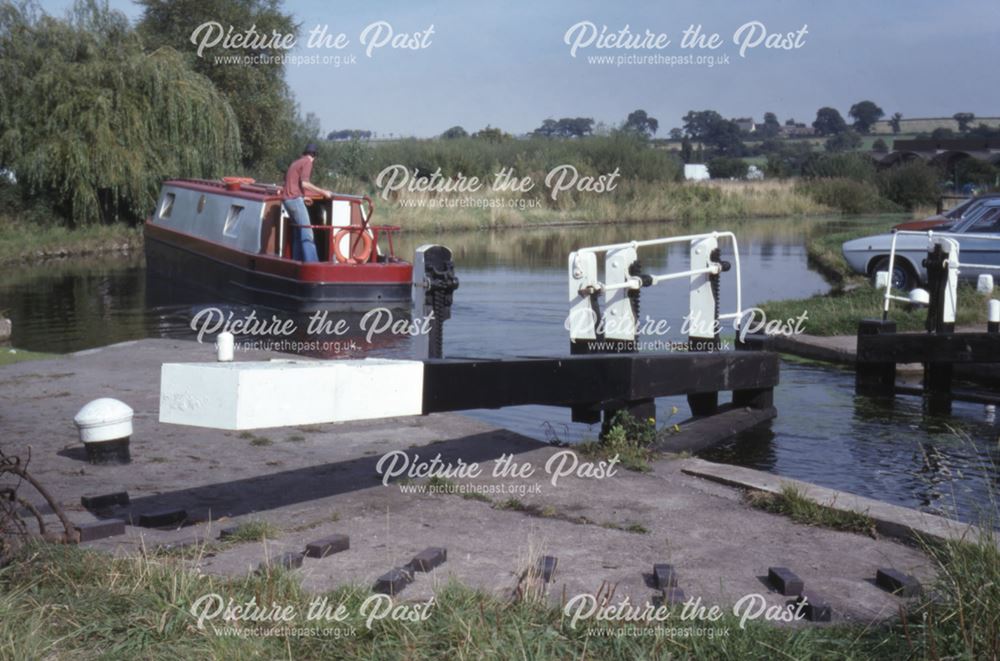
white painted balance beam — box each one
[159,359,424,430]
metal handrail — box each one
[881,229,1000,315]
[283,222,402,263]
[574,231,744,322]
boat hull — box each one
[144,224,412,313]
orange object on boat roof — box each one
[221,176,256,191]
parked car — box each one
[892,194,1000,232]
[843,198,1000,290]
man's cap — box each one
[304,143,319,155]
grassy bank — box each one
[0,215,142,266]
[761,285,991,336]
[0,347,56,367]
[758,216,991,335]
[365,179,830,231]
[0,531,996,659]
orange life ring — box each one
[333,229,373,264]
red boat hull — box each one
[144,222,413,312]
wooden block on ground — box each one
[537,556,558,583]
[653,563,678,589]
[74,519,126,542]
[80,491,130,510]
[305,534,350,558]
[409,547,447,572]
[218,525,241,540]
[794,592,832,622]
[768,567,804,596]
[373,567,413,595]
[876,568,921,598]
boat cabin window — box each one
[159,193,175,219]
[197,194,207,213]
[223,204,245,238]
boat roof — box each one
[163,179,372,206]
[164,178,284,202]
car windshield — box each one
[954,203,1000,232]
[962,207,1000,234]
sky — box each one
[39,0,1000,138]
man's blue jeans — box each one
[282,196,319,263]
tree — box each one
[872,138,889,153]
[813,107,847,136]
[327,129,372,141]
[680,138,693,163]
[760,112,781,138]
[472,125,509,143]
[0,1,240,226]
[300,112,322,142]
[824,129,862,152]
[682,110,745,156]
[888,112,903,134]
[533,119,559,137]
[848,100,884,133]
[953,112,976,132]
[441,126,468,139]
[623,109,658,137]
[556,117,594,138]
[931,127,956,139]
[137,0,298,172]
[668,128,683,140]
[532,117,593,138]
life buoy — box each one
[333,229,373,264]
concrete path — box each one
[0,339,941,624]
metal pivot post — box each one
[687,237,728,416]
[412,245,459,360]
[568,251,602,356]
[923,239,958,414]
[600,245,654,431]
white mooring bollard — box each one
[74,398,133,465]
[216,331,234,362]
[988,299,999,333]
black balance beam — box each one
[857,332,1000,365]
[421,351,779,414]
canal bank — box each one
[0,337,965,621]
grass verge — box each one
[0,215,143,266]
[0,347,57,367]
[759,284,991,336]
[757,215,991,336]
[746,484,878,538]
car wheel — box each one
[871,257,917,291]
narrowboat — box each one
[144,178,412,312]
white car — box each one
[842,199,1000,290]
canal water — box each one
[2,216,997,524]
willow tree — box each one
[0,1,241,226]
[137,0,298,173]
